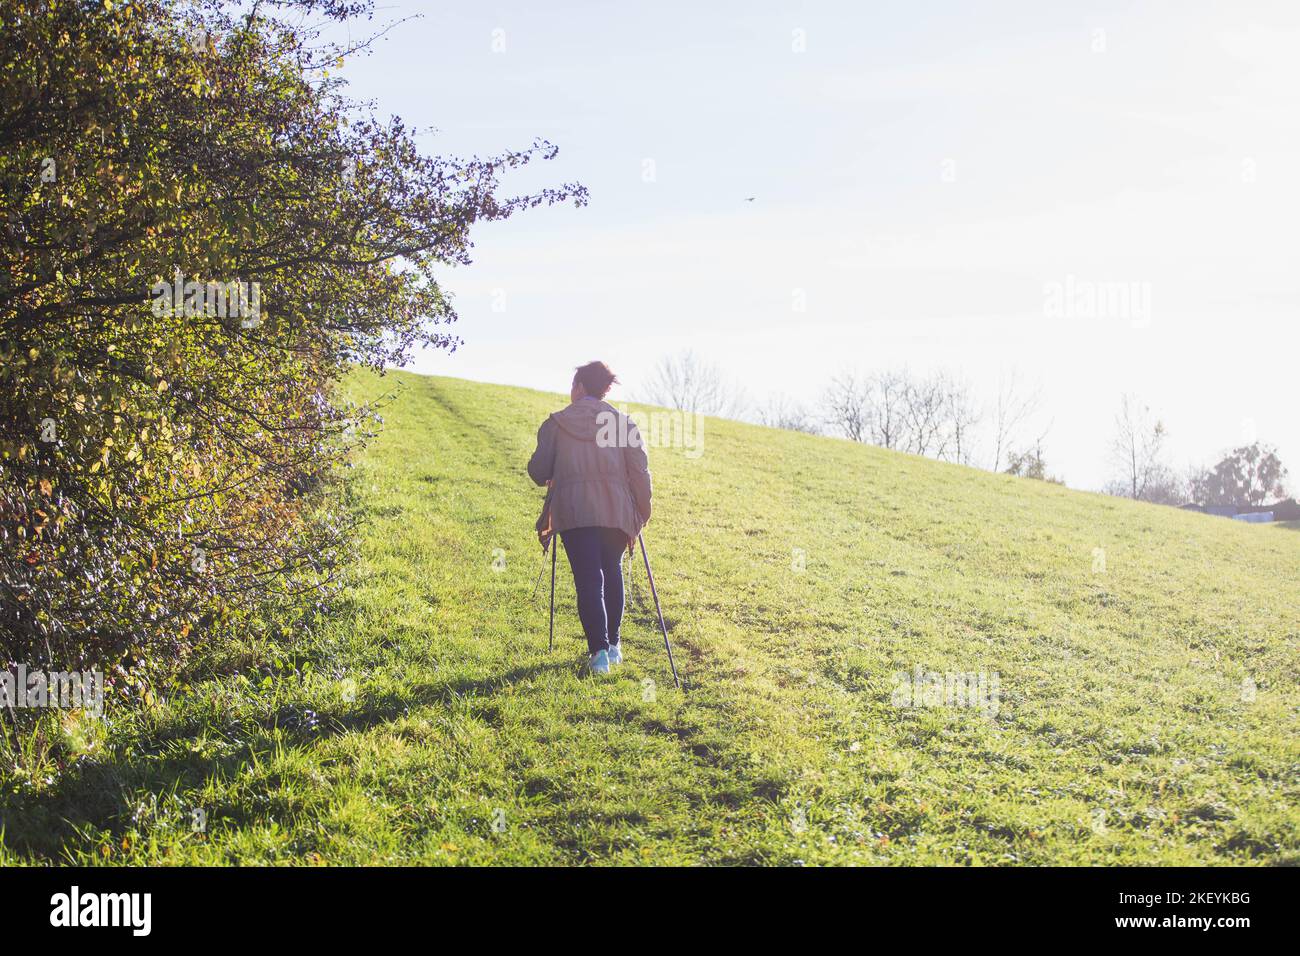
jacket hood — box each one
[552,399,615,442]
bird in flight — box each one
[744,197,756,202]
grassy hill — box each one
[2,369,1297,865]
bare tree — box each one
[991,368,1041,473]
[902,372,950,458]
[757,394,821,434]
[822,370,870,441]
[940,373,982,465]
[1108,393,1169,500]
[1143,469,1186,505]
[1104,468,1185,505]
[642,350,744,416]
[824,367,982,464]
[867,370,910,450]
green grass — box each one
[2,369,1297,865]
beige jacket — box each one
[528,399,652,545]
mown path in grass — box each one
[2,369,1297,864]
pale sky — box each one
[331,1,1299,490]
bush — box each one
[0,0,585,696]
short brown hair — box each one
[574,360,618,399]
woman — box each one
[528,361,652,675]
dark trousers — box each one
[559,526,626,655]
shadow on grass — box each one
[0,657,573,862]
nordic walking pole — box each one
[638,533,681,689]
[548,539,557,652]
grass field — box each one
[2,369,1297,865]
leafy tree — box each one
[0,0,585,689]
[1190,443,1288,508]
[1004,440,1062,484]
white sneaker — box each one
[588,649,611,675]
[608,643,624,665]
